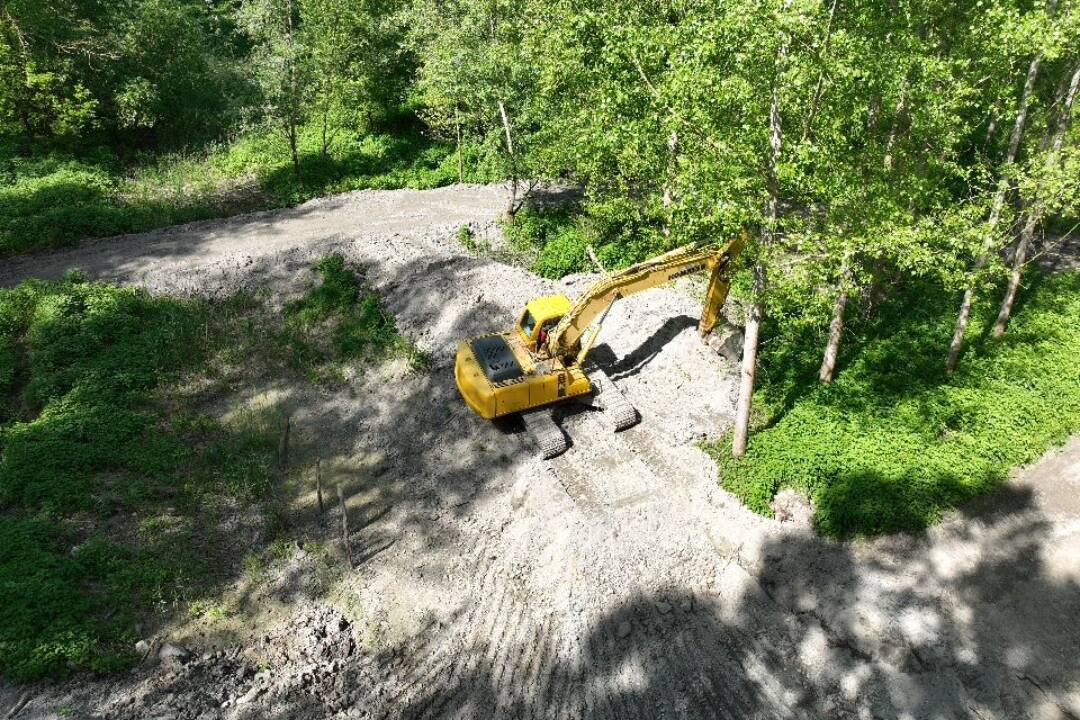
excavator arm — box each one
[545,232,746,362]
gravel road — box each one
[1,183,1077,720]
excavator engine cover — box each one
[471,335,524,383]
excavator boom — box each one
[546,233,745,360]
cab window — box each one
[520,310,538,338]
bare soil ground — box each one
[1,184,1078,720]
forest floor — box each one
[1,183,1078,719]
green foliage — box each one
[705,271,1080,538]
[504,203,669,279]
[532,227,590,279]
[457,225,478,252]
[283,254,427,377]
[0,127,467,257]
[505,205,588,278]
[0,277,281,680]
[0,0,247,146]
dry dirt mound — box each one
[1,184,1078,720]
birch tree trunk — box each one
[818,77,910,386]
[733,8,789,458]
[883,78,909,172]
[733,263,766,457]
[456,109,464,183]
[802,0,840,144]
[819,260,851,383]
[945,4,1052,373]
[499,100,518,220]
[992,61,1080,336]
[662,131,679,236]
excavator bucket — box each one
[699,231,747,336]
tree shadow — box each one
[366,482,1080,719]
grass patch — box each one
[0,276,278,679]
[282,254,430,382]
[704,271,1080,538]
[0,256,422,680]
[0,125,471,257]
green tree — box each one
[302,0,410,155]
[945,0,1071,372]
[405,0,541,217]
[238,0,311,179]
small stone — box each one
[511,477,530,510]
[771,489,814,527]
[656,601,672,615]
[158,643,190,663]
[237,685,264,705]
[617,621,633,638]
[135,640,151,656]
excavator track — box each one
[585,365,639,431]
[521,407,569,459]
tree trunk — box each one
[321,108,329,157]
[288,122,302,182]
[819,261,851,383]
[733,3,789,458]
[983,113,998,151]
[802,0,840,144]
[456,109,464,183]
[992,61,1080,336]
[946,5,1051,373]
[733,264,765,458]
[662,131,679,236]
[498,100,518,220]
[883,78,910,172]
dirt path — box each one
[1,184,1078,720]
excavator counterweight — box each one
[454,233,745,457]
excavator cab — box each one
[517,295,571,352]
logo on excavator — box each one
[669,263,707,280]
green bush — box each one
[505,202,673,279]
[533,226,591,279]
[706,271,1080,538]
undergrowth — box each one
[282,254,429,381]
[504,202,667,279]
[0,125,477,257]
[0,256,423,680]
[704,271,1080,538]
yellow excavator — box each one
[454,234,745,458]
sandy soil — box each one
[1,184,1077,720]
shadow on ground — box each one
[377,485,1080,720]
